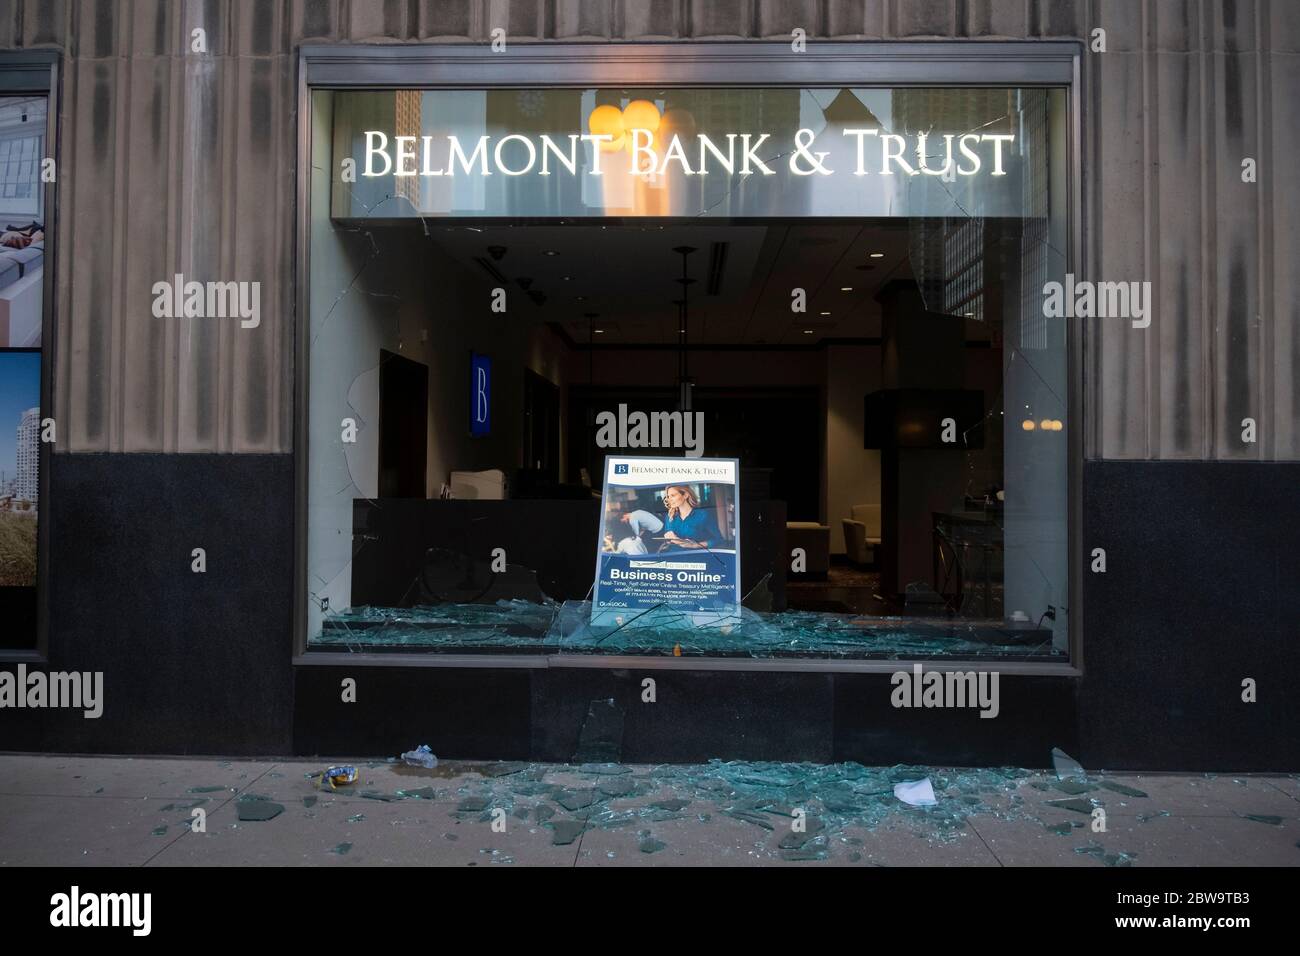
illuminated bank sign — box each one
[331,87,1058,220]
[470,352,490,437]
[362,128,1016,179]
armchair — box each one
[842,503,882,566]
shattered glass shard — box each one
[397,787,436,800]
[236,799,285,822]
[554,789,600,812]
[481,762,530,778]
[723,809,775,830]
[510,782,557,797]
[589,809,639,830]
[1243,814,1283,826]
[1099,781,1148,798]
[547,819,586,845]
[597,778,638,798]
[1045,798,1095,814]
[158,799,207,812]
[638,836,667,854]
[780,844,829,862]
[1053,779,1092,795]
[1051,747,1087,781]
[648,798,691,812]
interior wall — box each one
[525,323,570,481]
[416,254,566,493]
[308,91,430,633]
[565,348,824,390]
[562,343,883,547]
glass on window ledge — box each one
[309,597,1063,661]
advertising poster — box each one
[592,456,740,627]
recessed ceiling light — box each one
[803,329,814,334]
[563,275,573,281]
[543,250,559,256]
[840,287,853,292]
[820,311,831,316]
[869,252,885,259]
[594,328,604,334]
[575,296,587,301]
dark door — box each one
[523,368,561,482]
[378,349,428,498]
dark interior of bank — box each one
[308,215,1067,661]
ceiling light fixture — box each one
[543,250,559,256]
[869,252,885,259]
[840,287,853,292]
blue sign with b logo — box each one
[614,463,629,475]
[470,353,491,437]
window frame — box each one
[0,101,46,218]
[292,41,1085,676]
[0,50,60,662]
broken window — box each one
[303,86,1071,663]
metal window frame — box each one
[293,41,1085,676]
[0,50,60,663]
[0,118,45,215]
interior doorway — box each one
[378,349,428,498]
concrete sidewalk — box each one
[0,754,1296,866]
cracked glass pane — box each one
[306,86,1071,660]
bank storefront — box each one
[3,5,1297,771]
